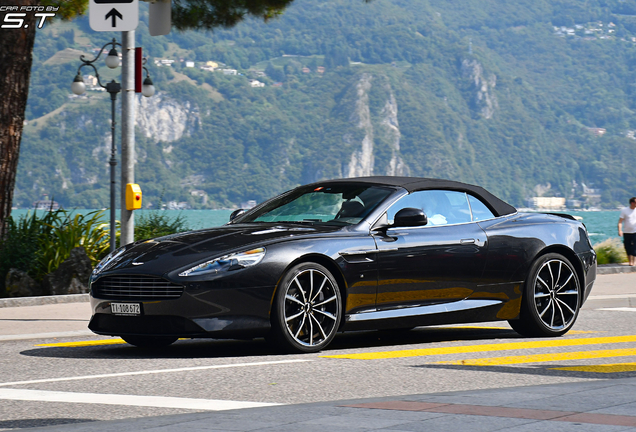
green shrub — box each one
[37,210,113,276]
[0,210,113,295]
[0,210,62,292]
[135,212,190,241]
[594,238,628,265]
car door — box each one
[373,190,488,310]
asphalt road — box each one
[0,273,635,430]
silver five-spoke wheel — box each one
[271,262,342,352]
[509,253,581,337]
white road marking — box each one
[0,359,312,387]
[0,388,279,411]
[0,330,94,342]
[588,294,636,300]
[597,307,636,312]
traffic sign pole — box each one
[120,30,136,246]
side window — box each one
[468,195,496,221]
[386,192,427,224]
[386,190,472,226]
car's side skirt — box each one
[343,299,505,331]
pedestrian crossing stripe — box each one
[435,348,636,366]
[550,362,636,373]
[321,335,636,360]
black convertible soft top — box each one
[316,176,517,217]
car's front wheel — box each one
[121,335,178,349]
[509,253,581,337]
[270,262,342,353]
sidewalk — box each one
[30,377,636,431]
[0,301,92,341]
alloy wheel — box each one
[283,268,340,348]
[532,259,580,331]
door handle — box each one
[339,250,376,256]
[460,238,476,244]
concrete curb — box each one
[0,293,89,309]
[597,264,636,275]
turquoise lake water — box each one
[10,209,621,245]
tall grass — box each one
[37,210,113,274]
[0,210,60,291]
[0,210,113,294]
[135,211,190,241]
[594,238,628,265]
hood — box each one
[99,223,341,276]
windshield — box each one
[237,184,395,226]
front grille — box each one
[92,275,184,300]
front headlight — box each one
[92,246,127,275]
[179,247,266,277]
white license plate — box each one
[111,303,141,315]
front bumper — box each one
[89,282,276,339]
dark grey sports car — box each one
[89,177,597,352]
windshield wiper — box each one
[322,219,351,226]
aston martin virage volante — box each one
[89,177,597,352]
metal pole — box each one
[120,31,136,245]
[109,86,118,252]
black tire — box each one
[121,335,178,349]
[270,262,342,353]
[509,253,581,337]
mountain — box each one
[14,0,636,210]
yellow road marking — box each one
[438,326,597,334]
[438,326,511,330]
[436,349,636,366]
[321,335,636,360]
[35,338,192,348]
[551,363,636,373]
[32,327,597,349]
[36,339,127,347]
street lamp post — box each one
[71,38,121,252]
[71,38,154,252]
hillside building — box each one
[586,127,606,137]
[528,197,566,210]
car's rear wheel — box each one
[509,253,581,337]
[270,262,342,353]
[121,335,178,348]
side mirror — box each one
[229,209,245,222]
[393,208,427,227]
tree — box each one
[0,0,293,237]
